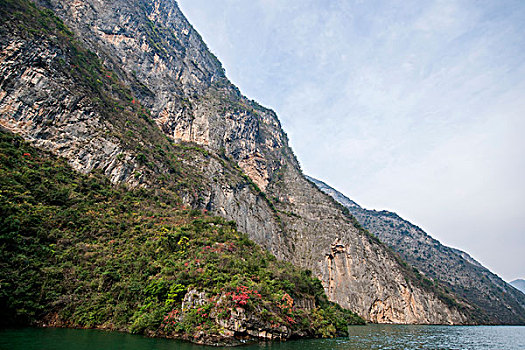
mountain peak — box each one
[305,175,361,209]
[511,279,525,295]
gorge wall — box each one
[0,0,470,323]
[309,176,525,324]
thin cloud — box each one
[178,0,525,281]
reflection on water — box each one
[1,324,524,350]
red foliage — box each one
[278,293,294,313]
[161,309,180,329]
[229,286,261,306]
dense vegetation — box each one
[0,130,364,342]
[0,0,210,196]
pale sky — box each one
[178,0,525,282]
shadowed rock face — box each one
[1,0,468,324]
[308,176,525,324]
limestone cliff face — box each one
[0,37,139,185]
[0,2,285,259]
[266,166,466,324]
[1,0,467,324]
[30,0,284,192]
[321,239,463,324]
[309,176,525,324]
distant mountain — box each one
[449,248,484,268]
[511,279,525,294]
[307,176,525,324]
[308,175,361,209]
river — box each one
[1,325,524,349]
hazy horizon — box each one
[178,0,525,282]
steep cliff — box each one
[308,176,525,324]
[1,0,467,324]
[0,129,365,345]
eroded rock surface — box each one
[309,176,525,324]
[1,0,470,324]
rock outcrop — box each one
[1,0,468,324]
[180,289,293,345]
[308,176,525,324]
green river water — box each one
[1,325,524,350]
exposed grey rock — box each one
[305,175,361,209]
[0,38,141,186]
[308,175,525,324]
[1,0,471,324]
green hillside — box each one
[0,130,363,344]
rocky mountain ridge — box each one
[1,0,470,325]
[307,176,525,324]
